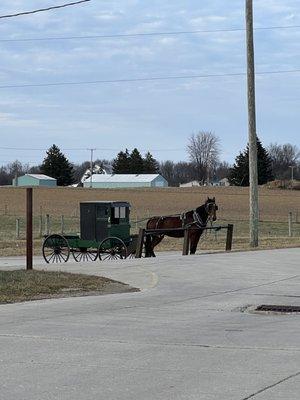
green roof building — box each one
[13,174,57,187]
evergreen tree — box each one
[112,149,130,173]
[41,144,74,186]
[229,137,273,186]
[112,148,159,174]
[129,148,144,173]
[143,152,159,173]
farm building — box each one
[83,174,168,189]
[212,178,230,187]
[13,174,57,187]
[180,181,200,188]
[180,178,230,188]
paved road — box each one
[1,249,300,400]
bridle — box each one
[192,201,218,228]
[205,201,218,222]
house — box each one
[83,174,168,189]
[179,181,200,188]
[212,178,230,187]
[180,178,230,188]
[13,174,57,187]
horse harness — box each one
[150,201,217,231]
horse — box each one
[144,197,218,257]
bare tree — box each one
[268,143,300,179]
[187,132,220,184]
[0,160,31,185]
[214,161,231,180]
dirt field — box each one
[0,186,299,255]
[1,185,300,220]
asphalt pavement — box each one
[1,249,300,400]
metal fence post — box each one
[16,218,20,239]
[288,212,293,237]
[61,215,65,235]
[226,224,234,251]
[39,215,43,238]
[45,214,50,236]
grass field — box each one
[0,186,299,256]
[0,270,138,303]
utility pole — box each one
[246,0,259,247]
[289,165,295,188]
[87,148,96,188]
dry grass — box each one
[0,186,299,255]
[0,270,138,304]
[1,185,300,221]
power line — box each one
[0,68,300,89]
[1,24,300,42]
[0,146,183,152]
[0,0,91,19]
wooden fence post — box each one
[226,224,234,251]
[288,212,293,237]
[26,188,33,270]
[135,228,145,258]
[182,229,190,255]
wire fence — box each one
[0,213,300,241]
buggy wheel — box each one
[42,234,70,263]
[72,247,98,262]
[98,237,127,261]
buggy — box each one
[42,201,138,263]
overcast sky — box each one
[0,0,299,166]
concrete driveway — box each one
[1,249,300,400]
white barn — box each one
[83,174,168,189]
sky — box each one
[0,0,299,167]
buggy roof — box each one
[80,201,130,207]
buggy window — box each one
[111,207,120,224]
[111,206,127,224]
[120,207,126,219]
[96,206,108,218]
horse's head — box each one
[204,197,218,222]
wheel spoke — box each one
[60,253,67,262]
[48,252,55,263]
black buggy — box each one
[42,201,138,263]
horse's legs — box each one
[150,235,164,257]
[145,235,152,258]
[189,230,202,255]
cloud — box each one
[0,112,39,127]
[94,11,124,21]
[0,0,299,165]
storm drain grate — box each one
[256,304,300,313]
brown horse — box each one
[145,197,218,257]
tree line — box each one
[0,133,299,187]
